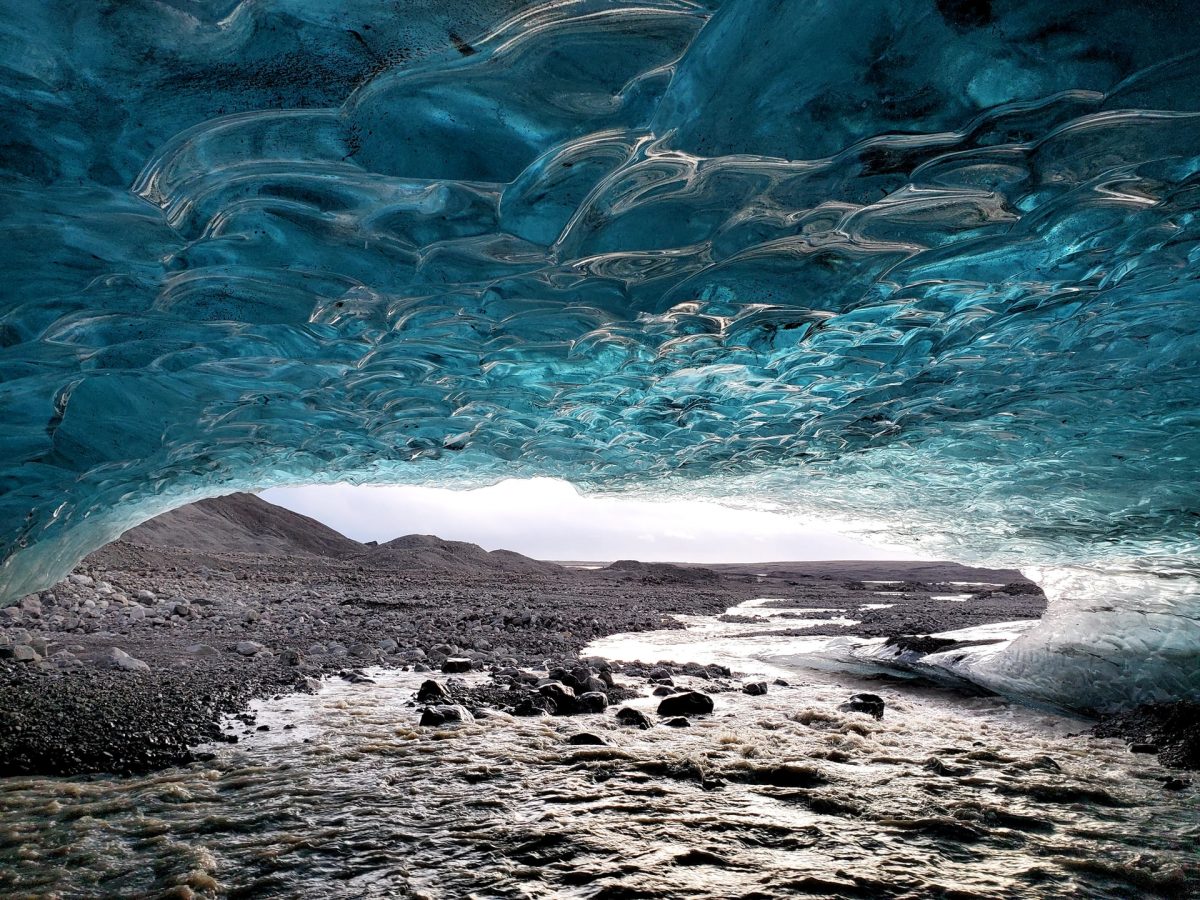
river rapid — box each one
[1,599,1196,899]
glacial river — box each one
[1,600,1196,898]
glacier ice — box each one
[0,0,1198,709]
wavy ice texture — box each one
[1,0,1198,709]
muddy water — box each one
[1,601,1196,899]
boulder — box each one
[662,716,691,728]
[417,680,453,704]
[12,645,40,664]
[567,732,609,746]
[105,647,150,673]
[743,681,769,696]
[419,704,475,727]
[442,657,472,674]
[615,707,654,729]
[577,691,609,713]
[236,640,265,656]
[839,693,885,720]
[539,682,577,715]
[511,695,551,717]
[656,691,714,717]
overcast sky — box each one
[260,478,911,563]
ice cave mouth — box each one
[0,0,1198,710]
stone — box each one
[417,680,452,704]
[615,707,654,729]
[662,716,691,728]
[567,732,609,746]
[68,574,94,588]
[134,589,155,602]
[839,693,885,720]
[576,691,609,713]
[378,637,398,653]
[539,682,577,715]
[236,640,266,656]
[279,649,304,666]
[128,605,146,622]
[656,691,714,717]
[104,647,150,672]
[511,693,554,717]
[442,657,472,674]
[12,645,40,663]
[419,704,474,727]
[582,675,608,694]
[742,681,768,696]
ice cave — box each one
[1,0,1197,711]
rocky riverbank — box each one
[0,493,1069,778]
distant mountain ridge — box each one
[120,492,364,558]
[119,493,561,575]
[358,533,562,575]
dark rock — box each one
[656,691,714,717]
[278,648,304,666]
[567,732,609,746]
[662,716,691,728]
[884,635,960,655]
[652,686,674,697]
[1131,743,1159,754]
[576,691,609,713]
[1163,777,1191,791]
[417,679,452,704]
[512,693,555,717]
[742,681,768,696]
[442,657,472,674]
[539,681,577,715]
[419,704,474,727]
[615,707,654,729]
[673,849,732,867]
[839,693,885,720]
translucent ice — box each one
[1,0,1197,708]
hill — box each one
[118,492,363,558]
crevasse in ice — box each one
[1,0,1197,709]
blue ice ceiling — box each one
[1,0,1198,707]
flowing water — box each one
[2,600,1196,899]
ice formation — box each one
[1,0,1197,709]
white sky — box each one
[260,478,910,563]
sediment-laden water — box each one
[2,600,1196,899]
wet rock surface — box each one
[1093,701,1200,770]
